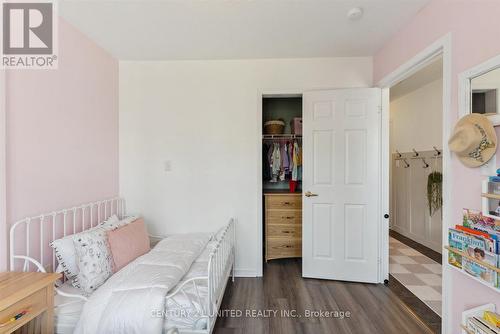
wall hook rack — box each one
[412,148,419,157]
[396,150,402,158]
[421,158,429,168]
[433,146,441,156]
[403,158,410,168]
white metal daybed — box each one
[9,197,235,334]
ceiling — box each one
[390,57,443,101]
[59,0,430,61]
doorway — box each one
[259,88,383,283]
[261,95,303,269]
[389,56,444,317]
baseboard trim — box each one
[390,226,441,254]
[234,269,261,277]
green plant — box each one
[427,171,443,216]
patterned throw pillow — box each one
[50,215,120,280]
[72,228,114,295]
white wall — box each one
[119,57,372,276]
[390,78,443,153]
[389,77,443,252]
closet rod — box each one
[262,134,302,139]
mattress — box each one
[54,240,218,334]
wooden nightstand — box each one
[0,272,61,334]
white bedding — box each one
[74,233,212,334]
[54,282,86,334]
[54,239,218,334]
[163,241,217,331]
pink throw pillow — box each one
[107,218,150,272]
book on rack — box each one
[453,209,500,288]
[448,226,498,287]
[467,316,500,334]
[462,209,500,257]
[463,209,500,247]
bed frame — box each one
[9,197,236,334]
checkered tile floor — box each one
[389,237,442,316]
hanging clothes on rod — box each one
[263,138,302,183]
[292,140,302,181]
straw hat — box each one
[448,114,497,168]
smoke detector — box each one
[347,7,364,21]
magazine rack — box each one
[445,246,500,273]
[445,246,500,293]
[460,304,496,334]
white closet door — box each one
[302,88,381,283]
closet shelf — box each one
[262,134,302,139]
[481,193,500,200]
[445,246,500,273]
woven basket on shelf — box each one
[264,120,285,135]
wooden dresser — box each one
[0,272,61,334]
[264,193,302,261]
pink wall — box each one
[0,18,119,271]
[374,0,500,332]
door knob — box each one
[305,191,319,197]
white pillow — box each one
[72,228,114,295]
[72,216,139,294]
[50,215,120,279]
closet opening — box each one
[261,94,303,273]
[388,56,444,325]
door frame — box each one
[256,89,303,277]
[0,70,6,272]
[257,87,385,281]
[377,33,452,334]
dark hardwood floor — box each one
[214,259,437,334]
[387,274,441,333]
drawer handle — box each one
[282,216,293,219]
[283,231,290,233]
[282,201,291,205]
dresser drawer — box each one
[266,195,302,210]
[267,237,301,260]
[0,288,46,333]
[266,210,301,224]
[267,224,302,238]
